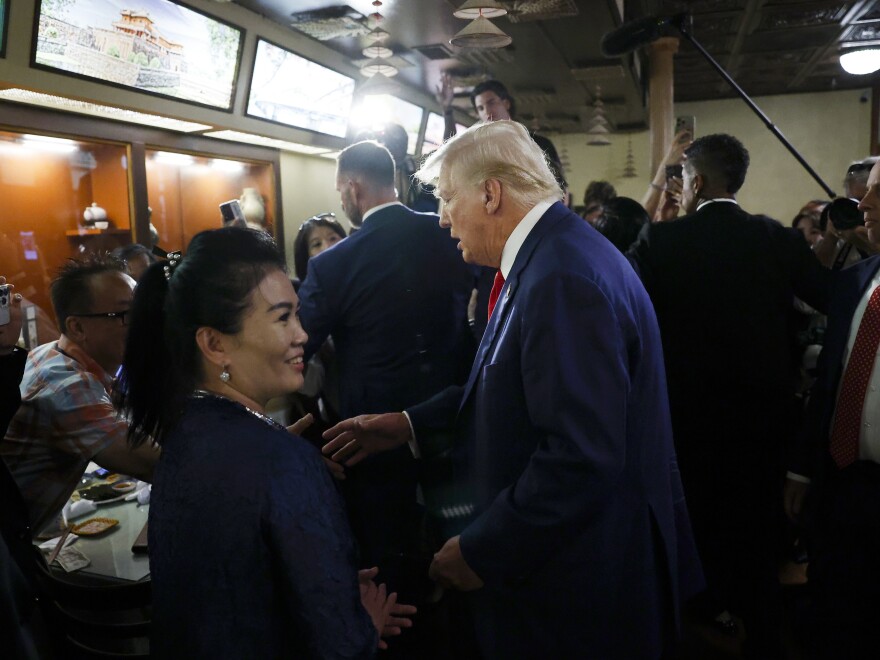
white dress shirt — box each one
[836,267,880,464]
[404,198,556,456]
[696,198,738,212]
[361,201,403,223]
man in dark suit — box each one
[322,120,701,659]
[785,159,880,659]
[628,133,830,658]
[297,141,474,606]
[0,277,42,658]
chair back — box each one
[32,549,151,659]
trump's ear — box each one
[483,178,502,214]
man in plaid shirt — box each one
[1,256,158,533]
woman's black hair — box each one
[594,197,650,254]
[292,214,347,280]
[116,227,286,447]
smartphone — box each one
[219,199,247,227]
[675,115,695,138]
[665,164,683,184]
[0,285,10,327]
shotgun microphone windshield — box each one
[601,14,688,57]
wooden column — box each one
[648,37,680,175]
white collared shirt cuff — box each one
[402,411,420,459]
[786,471,811,484]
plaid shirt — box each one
[1,336,125,532]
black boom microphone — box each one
[600,14,687,57]
[601,13,836,197]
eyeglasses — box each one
[71,310,130,325]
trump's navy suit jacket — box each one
[409,202,700,659]
[298,203,474,571]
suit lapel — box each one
[457,203,569,411]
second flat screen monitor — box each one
[247,39,355,138]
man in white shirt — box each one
[785,159,880,659]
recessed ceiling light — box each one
[840,49,880,75]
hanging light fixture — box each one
[363,43,394,59]
[357,71,402,96]
[840,49,880,75]
[366,26,390,41]
[361,57,399,77]
[360,4,398,77]
[453,0,508,19]
[450,15,512,48]
[586,86,612,146]
[622,137,638,177]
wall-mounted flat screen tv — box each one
[0,0,9,57]
[247,38,355,138]
[423,114,472,155]
[422,112,446,155]
[350,94,423,155]
[32,0,243,110]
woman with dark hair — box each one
[293,212,347,282]
[594,196,650,253]
[115,227,411,658]
[291,214,347,433]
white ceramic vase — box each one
[239,188,266,226]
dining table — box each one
[37,472,151,584]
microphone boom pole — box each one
[670,17,836,198]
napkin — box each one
[63,499,97,523]
[37,533,79,552]
[136,484,151,505]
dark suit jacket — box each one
[794,255,880,484]
[298,203,474,571]
[1,347,40,658]
[628,202,830,492]
[409,202,699,659]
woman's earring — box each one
[220,366,230,383]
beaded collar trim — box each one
[191,390,286,432]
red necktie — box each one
[487,270,505,319]
[829,285,880,469]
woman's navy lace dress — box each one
[149,395,377,658]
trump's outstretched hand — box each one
[321,413,412,467]
[429,536,484,592]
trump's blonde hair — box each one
[415,120,562,207]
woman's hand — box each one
[358,567,417,649]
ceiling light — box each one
[153,151,195,166]
[357,72,402,96]
[361,57,399,77]
[453,0,508,19]
[204,130,334,155]
[0,89,212,132]
[840,49,880,75]
[20,134,79,153]
[362,44,394,59]
[210,158,245,173]
[450,16,512,48]
[366,26,390,42]
[586,86,613,147]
